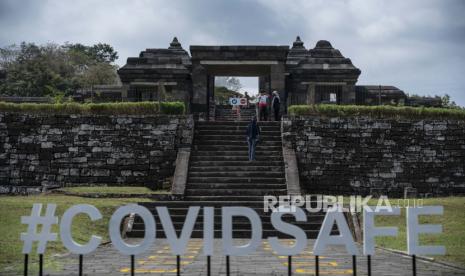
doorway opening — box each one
[214,76,259,105]
[213,76,259,121]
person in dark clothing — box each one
[272,90,281,121]
[246,116,260,161]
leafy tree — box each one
[441,94,459,109]
[0,41,119,97]
[215,77,242,92]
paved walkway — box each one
[46,239,464,276]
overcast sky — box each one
[1,0,464,104]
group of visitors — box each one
[257,90,281,121]
[246,90,281,161]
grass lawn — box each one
[57,186,170,195]
[366,196,465,266]
[0,194,153,274]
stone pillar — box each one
[259,75,270,93]
[270,63,286,95]
[191,64,208,119]
[307,82,316,104]
[207,75,216,121]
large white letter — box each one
[203,207,214,255]
[407,206,445,255]
[313,207,358,255]
[268,206,307,255]
[222,207,262,256]
[363,207,400,255]
[156,206,199,255]
[110,204,155,255]
[60,204,102,254]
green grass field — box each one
[366,196,465,266]
[0,194,153,274]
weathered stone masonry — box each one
[0,113,193,193]
[282,116,465,196]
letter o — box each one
[109,204,156,255]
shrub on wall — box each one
[0,101,185,115]
[160,101,185,115]
[288,104,465,120]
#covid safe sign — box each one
[21,203,445,257]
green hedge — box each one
[0,101,185,115]
[288,104,465,120]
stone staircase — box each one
[215,105,256,121]
[129,120,329,239]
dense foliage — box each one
[288,104,465,120]
[0,42,119,98]
[0,101,185,115]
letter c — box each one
[60,204,102,254]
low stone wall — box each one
[282,116,465,196]
[0,113,193,193]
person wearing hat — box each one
[272,91,281,121]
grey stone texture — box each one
[0,113,193,191]
[282,116,465,196]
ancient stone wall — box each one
[0,113,193,193]
[282,116,465,196]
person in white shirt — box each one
[257,91,269,121]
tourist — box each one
[272,91,281,121]
[246,116,260,161]
[258,91,269,121]
[244,92,250,107]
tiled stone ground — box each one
[45,239,464,276]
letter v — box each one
[156,206,200,255]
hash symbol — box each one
[20,203,58,254]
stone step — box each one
[189,166,284,172]
[197,130,281,136]
[192,151,282,156]
[184,196,284,201]
[195,135,281,141]
[190,156,282,162]
[133,213,326,223]
[138,207,329,217]
[190,160,284,166]
[197,121,280,126]
[196,125,279,131]
[184,189,287,196]
[188,176,285,184]
[187,171,285,178]
[131,221,323,232]
[194,145,282,151]
[188,183,287,189]
[127,229,323,239]
[194,140,282,146]
[140,201,273,208]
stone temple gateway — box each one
[117,37,361,118]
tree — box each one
[0,41,119,97]
[65,42,118,64]
[441,94,459,108]
[215,77,242,92]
